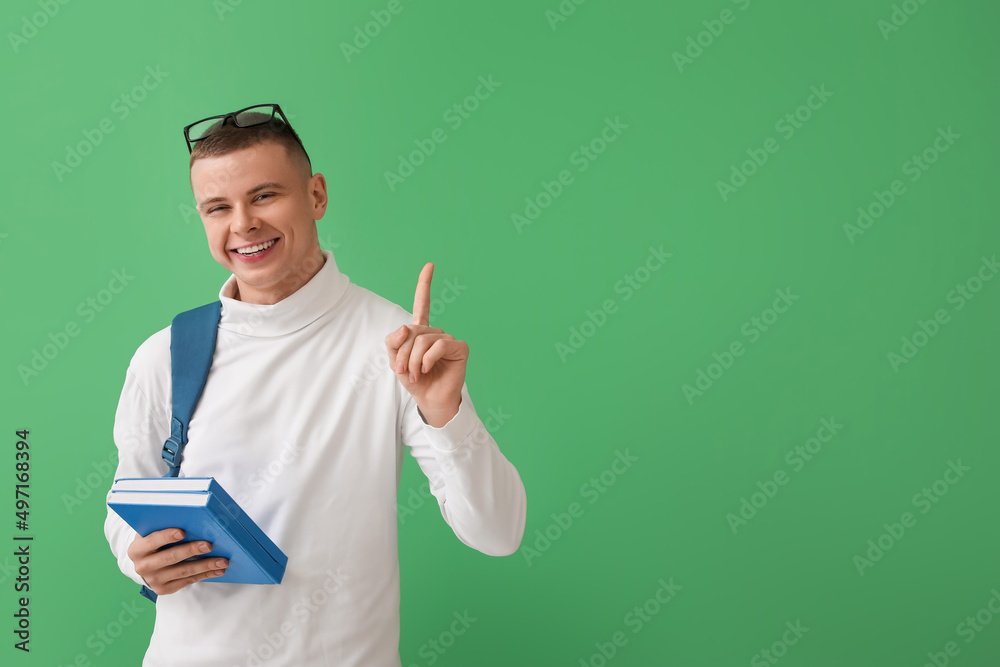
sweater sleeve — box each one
[103,366,172,587]
[399,382,527,556]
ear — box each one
[310,172,328,220]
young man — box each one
[103,105,527,666]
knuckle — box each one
[159,548,179,568]
[189,569,218,587]
[128,532,148,555]
[175,563,197,580]
[187,559,213,578]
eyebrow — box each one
[198,182,286,209]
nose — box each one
[231,204,260,234]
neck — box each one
[233,250,326,305]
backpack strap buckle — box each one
[161,418,186,478]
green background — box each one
[2,0,998,665]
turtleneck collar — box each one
[217,249,350,338]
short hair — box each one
[188,111,312,179]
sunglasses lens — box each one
[234,106,276,127]
[187,117,224,143]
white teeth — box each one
[235,239,276,255]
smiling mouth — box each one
[233,239,278,257]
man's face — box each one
[190,141,327,305]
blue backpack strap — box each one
[161,301,222,477]
[141,300,222,604]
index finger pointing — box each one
[412,262,434,326]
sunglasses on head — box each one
[183,103,310,166]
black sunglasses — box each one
[183,103,310,165]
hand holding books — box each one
[127,529,229,596]
[109,477,287,597]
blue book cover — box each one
[108,480,287,585]
[111,477,288,577]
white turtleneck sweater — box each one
[103,250,527,667]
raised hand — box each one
[384,262,469,427]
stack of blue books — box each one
[108,477,287,585]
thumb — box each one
[385,325,409,358]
